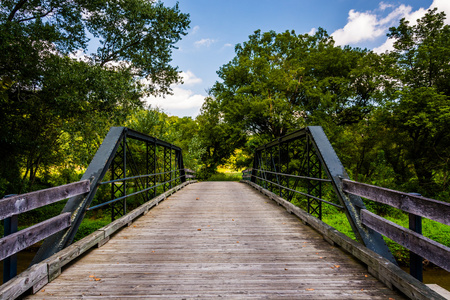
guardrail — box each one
[0,127,193,287]
[184,169,196,181]
[245,126,450,285]
[245,126,395,263]
[241,179,445,300]
[0,180,195,299]
[342,179,450,279]
[0,181,90,283]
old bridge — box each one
[1,127,449,299]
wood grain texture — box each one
[342,179,450,225]
[243,180,444,300]
[361,209,450,271]
[0,213,71,261]
[26,182,404,299]
[0,180,89,220]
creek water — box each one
[400,266,450,291]
[1,251,450,293]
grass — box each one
[321,206,450,266]
[207,172,242,181]
[208,166,244,181]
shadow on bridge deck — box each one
[26,181,404,299]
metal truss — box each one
[33,127,185,264]
[250,126,396,264]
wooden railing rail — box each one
[241,168,252,180]
[184,168,196,180]
[342,179,450,272]
[0,180,90,278]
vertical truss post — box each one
[262,148,267,189]
[178,149,186,183]
[251,150,258,183]
[270,148,275,194]
[154,141,158,197]
[278,143,281,196]
[147,141,157,199]
[164,147,171,191]
[306,134,322,219]
[279,142,289,199]
[111,135,127,221]
[146,142,149,202]
[170,146,173,189]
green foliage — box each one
[73,217,110,242]
[207,173,242,181]
[0,0,190,195]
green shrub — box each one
[73,217,110,242]
[207,172,242,181]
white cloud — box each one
[334,1,450,52]
[373,37,395,53]
[307,27,317,36]
[180,71,202,86]
[194,38,217,48]
[431,0,450,24]
[373,1,450,53]
[223,43,233,48]
[143,71,206,118]
[145,87,205,111]
[191,25,200,34]
[379,2,394,11]
[332,9,385,45]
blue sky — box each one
[145,0,449,118]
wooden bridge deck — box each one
[27,182,404,299]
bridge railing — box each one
[0,181,90,283]
[0,127,194,278]
[244,126,450,283]
[0,127,196,298]
[87,168,193,212]
[27,127,189,265]
[184,169,196,181]
[343,179,450,278]
[244,126,396,264]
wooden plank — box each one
[342,179,450,225]
[361,209,450,272]
[27,182,405,300]
[242,180,445,300]
[0,262,47,300]
[0,180,89,220]
[0,213,71,261]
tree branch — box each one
[100,39,142,66]
[17,7,56,23]
[8,0,28,22]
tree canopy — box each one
[198,8,450,198]
[0,0,190,193]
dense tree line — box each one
[199,8,450,199]
[1,4,449,202]
[0,0,190,194]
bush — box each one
[208,172,242,181]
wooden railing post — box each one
[409,192,423,282]
[2,194,18,283]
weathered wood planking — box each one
[0,213,71,261]
[342,179,450,225]
[0,180,89,220]
[0,181,195,300]
[243,180,445,300]
[361,209,450,271]
[27,182,405,299]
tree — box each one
[381,8,450,195]
[203,29,385,176]
[196,97,246,177]
[210,29,383,141]
[0,0,190,193]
